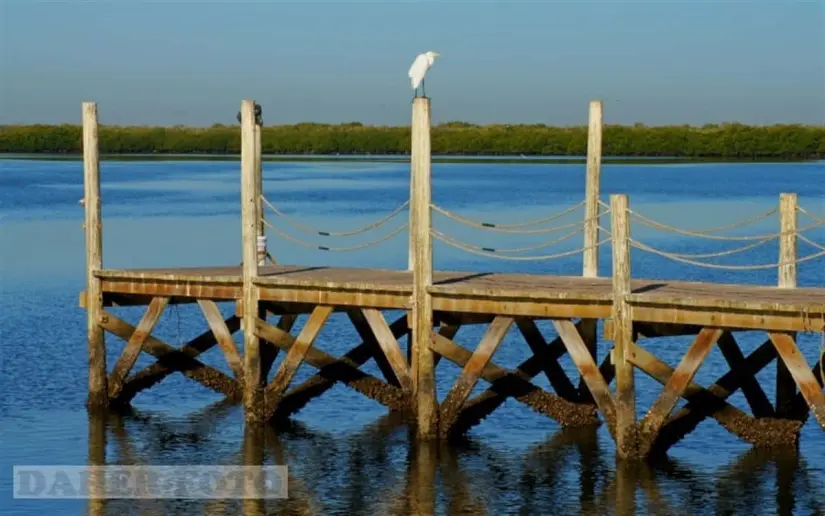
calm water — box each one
[1,158,824,515]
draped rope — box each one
[261,218,407,251]
[430,201,599,234]
[630,238,825,270]
[432,229,611,261]
[261,195,409,237]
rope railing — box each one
[427,202,612,262]
[430,200,592,234]
[629,238,825,271]
[798,205,825,226]
[627,207,781,241]
[619,200,825,271]
[799,235,825,252]
[260,194,409,237]
[261,218,407,252]
[432,228,611,261]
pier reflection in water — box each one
[85,403,825,515]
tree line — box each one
[1,121,823,158]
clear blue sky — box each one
[1,1,823,127]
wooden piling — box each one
[410,97,437,439]
[254,124,267,266]
[83,101,108,409]
[776,193,798,417]
[241,100,264,422]
[580,99,603,403]
[610,194,637,457]
[583,99,603,279]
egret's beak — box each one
[432,52,441,57]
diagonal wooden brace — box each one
[266,306,333,401]
[274,315,410,419]
[452,321,578,433]
[253,318,409,420]
[769,332,825,430]
[518,318,580,402]
[198,300,245,382]
[431,332,599,437]
[348,309,404,388]
[629,341,802,452]
[261,315,298,380]
[439,317,514,438]
[107,297,169,400]
[717,331,774,418]
[553,319,617,437]
[791,354,823,420]
[637,328,722,453]
[361,308,412,393]
[99,311,242,403]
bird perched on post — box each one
[408,51,440,99]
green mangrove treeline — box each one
[1,121,824,158]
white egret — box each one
[408,51,440,98]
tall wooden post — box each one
[241,100,263,422]
[610,194,637,457]
[580,100,603,403]
[776,193,798,417]
[411,97,437,439]
[254,124,267,267]
[83,101,108,409]
[583,99,603,278]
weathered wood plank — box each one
[768,332,825,429]
[253,319,409,417]
[637,328,722,452]
[553,319,617,437]
[198,299,245,381]
[439,317,514,437]
[362,308,412,392]
[433,323,460,368]
[791,355,823,420]
[107,296,169,399]
[348,310,403,387]
[100,311,241,401]
[266,306,333,400]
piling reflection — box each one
[85,406,825,515]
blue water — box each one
[1,158,824,515]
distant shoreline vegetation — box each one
[1,122,823,160]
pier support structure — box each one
[78,98,824,462]
[410,97,438,439]
[83,101,108,409]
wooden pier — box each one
[79,99,825,460]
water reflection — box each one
[84,404,825,515]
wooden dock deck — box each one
[94,265,825,333]
[77,99,825,461]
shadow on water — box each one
[83,402,825,516]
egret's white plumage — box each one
[408,51,440,97]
